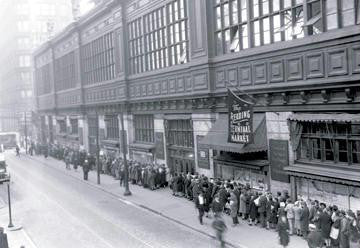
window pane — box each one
[224,3,230,27]
[342,0,355,27]
[253,0,259,18]
[273,13,282,42]
[216,32,223,54]
[254,20,261,46]
[312,139,321,160]
[284,10,293,40]
[232,0,238,24]
[308,0,323,34]
[262,0,269,15]
[284,0,291,9]
[326,0,338,30]
[216,6,222,29]
[230,26,240,52]
[224,29,231,53]
[273,0,280,12]
[293,6,304,38]
[263,17,270,44]
[241,0,247,22]
[241,25,249,49]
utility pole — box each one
[96,110,100,185]
[119,109,131,196]
[24,112,28,154]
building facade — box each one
[0,0,73,134]
[33,0,360,210]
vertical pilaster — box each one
[192,113,216,178]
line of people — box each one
[170,173,360,248]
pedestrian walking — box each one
[0,227,9,248]
[196,189,206,225]
[212,213,227,248]
[15,145,20,156]
[83,159,90,181]
[278,215,290,248]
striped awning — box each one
[288,113,360,123]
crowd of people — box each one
[27,142,360,248]
[170,173,360,248]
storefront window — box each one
[297,122,360,166]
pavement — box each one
[2,151,220,248]
[16,153,309,248]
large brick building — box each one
[33,0,360,210]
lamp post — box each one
[24,112,28,155]
[95,110,100,185]
[119,109,131,196]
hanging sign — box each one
[227,89,254,144]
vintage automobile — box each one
[0,144,9,183]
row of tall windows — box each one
[81,32,115,85]
[36,64,51,95]
[134,115,155,143]
[105,115,119,139]
[128,0,189,74]
[54,52,76,91]
[297,123,360,166]
[215,0,359,55]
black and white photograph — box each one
[0,0,359,247]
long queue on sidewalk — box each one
[28,142,360,248]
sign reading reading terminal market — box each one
[227,89,254,144]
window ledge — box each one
[295,159,360,172]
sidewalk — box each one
[0,200,37,248]
[28,155,307,248]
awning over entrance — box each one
[284,163,360,186]
[288,113,360,123]
[129,143,155,152]
[199,113,267,154]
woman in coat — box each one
[278,215,290,247]
[239,191,247,219]
[229,189,239,226]
[249,194,258,226]
[300,201,310,238]
[339,213,350,248]
[319,208,332,247]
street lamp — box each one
[0,176,21,231]
[119,109,131,196]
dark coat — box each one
[258,195,267,213]
[218,188,228,207]
[265,199,273,221]
[319,211,332,239]
[307,229,324,248]
[278,218,290,247]
[300,205,310,234]
[249,197,258,220]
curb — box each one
[26,155,246,248]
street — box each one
[0,151,216,248]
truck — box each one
[0,132,20,149]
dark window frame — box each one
[134,115,155,143]
[297,122,360,166]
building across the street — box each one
[33,0,360,210]
[0,0,74,135]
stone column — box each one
[266,112,293,195]
[154,114,166,165]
